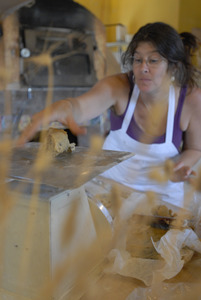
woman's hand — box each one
[168,149,201,182]
[16,100,86,146]
[170,161,196,182]
[149,159,196,183]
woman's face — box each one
[132,42,171,94]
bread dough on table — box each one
[42,128,75,157]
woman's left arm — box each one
[171,149,201,182]
[171,88,201,182]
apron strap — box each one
[165,85,175,143]
[122,84,139,132]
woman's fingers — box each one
[16,107,86,147]
[173,161,184,172]
[67,117,87,136]
[172,165,196,182]
[16,115,42,146]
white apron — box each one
[102,84,184,207]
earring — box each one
[171,75,175,82]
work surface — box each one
[8,143,133,190]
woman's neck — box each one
[135,85,172,141]
[139,85,170,107]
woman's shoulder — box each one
[101,72,131,87]
[97,73,132,112]
[184,86,201,119]
[185,86,201,105]
[98,72,131,97]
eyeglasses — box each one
[132,56,166,68]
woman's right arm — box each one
[16,74,126,146]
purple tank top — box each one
[110,83,187,152]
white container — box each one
[0,182,97,300]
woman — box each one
[18,22,201,207]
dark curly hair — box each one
[122,22,199,88]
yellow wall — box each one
[75,0,180,41]
[179,0,201,32]
[116,0,180,34]
[75,0,201,41]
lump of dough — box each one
[42,128,75,157]
[151,204,176,218]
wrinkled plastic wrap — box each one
[103,189,201,299]
[105,228,201,286]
